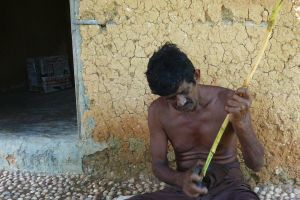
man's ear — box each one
[194,69,200,82]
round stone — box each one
[125,190,131,195]
[253,187,259,193]
[7,186,13,190]
[108,191,114,196]
[294,189,300,195]
[93,189,99,193]
[290,193,296,198]
[275,187,282,193]
[129,178,135,183]
[106,196,112,200]
[108,181,114,186]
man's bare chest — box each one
[161,108,228,152]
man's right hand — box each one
[181,170,208,197]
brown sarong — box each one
[128,161,259,200]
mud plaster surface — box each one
[78,0,300,184]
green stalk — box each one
[199,0,284,179]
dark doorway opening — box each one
[0,0,77,137]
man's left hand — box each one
[225,87,252,125]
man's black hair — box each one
[145,42,196,96]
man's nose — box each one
[176,95,187,107]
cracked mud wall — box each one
[78,0,300,184]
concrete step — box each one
[0,134,106,174]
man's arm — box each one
[148,102,182,186]
[225,88,265,171]
[148,101,207,197]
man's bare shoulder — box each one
[201,85,234,103]
[215,85,234,99]
[148,97,167,115]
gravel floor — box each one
[0,170,299,200]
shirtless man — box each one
[128,43,265,200]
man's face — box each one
[164,80,199,112]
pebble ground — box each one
[0,170,299,200]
